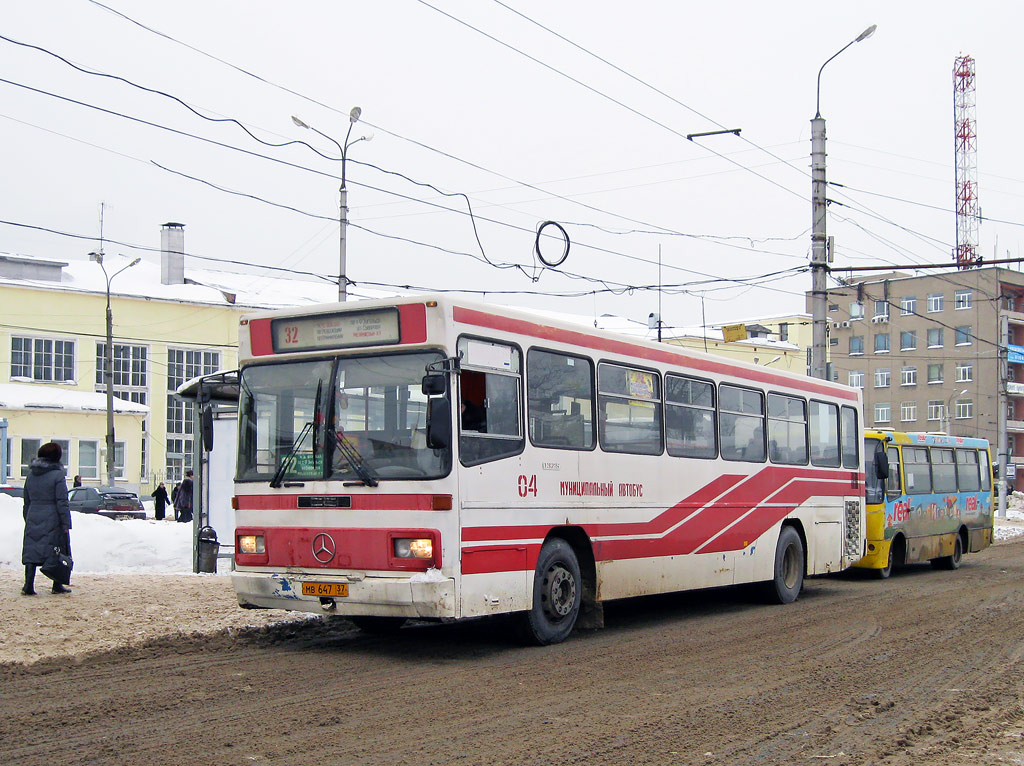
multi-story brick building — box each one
[816,266,1024,476]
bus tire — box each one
[874,543,894,579]
[350,616,407,634]
[764,525,804,604]
[932,534,964,571]
[516,538,581,646]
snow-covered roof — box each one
[0,383,149,415]
[0,252,400,311]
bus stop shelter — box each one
[175,370,239,573]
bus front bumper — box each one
[232,570,457,619]
[852,539,890,570]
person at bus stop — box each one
[72,475,82,488]
[21,441,72,596]
[461,399,486,432]
[151,482,170,521]
[174,471,194,523]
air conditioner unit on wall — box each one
[871,315,888,324]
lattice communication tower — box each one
[953,54,979,269]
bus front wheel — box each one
[516,538,582,646]
[764,526,804,604]
[932,534,964,571]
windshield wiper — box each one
[330,428,379,487]
[269,382,323,489]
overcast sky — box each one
[3,1,1022,329]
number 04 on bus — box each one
[231,296,870,644]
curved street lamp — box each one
[291,107,369,302]
[90,252,141,486]
[945,388,969,435]
[809,25,877,380]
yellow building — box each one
[0,224,334,492]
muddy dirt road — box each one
[4,541,1024,766]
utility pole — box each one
[810,25,877,380]
[998,313,1009,517]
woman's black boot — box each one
[21,565,36,596]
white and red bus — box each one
[231,296,865,644]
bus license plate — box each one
[302,582,349,597]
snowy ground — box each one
[1,493,1023,665]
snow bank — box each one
[0,494,196,574]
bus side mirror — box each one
[422,374,446,396]
[426,397,451,450]
[201,406,215,452]
[874,449,889,479]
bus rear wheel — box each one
[874,544,894,579]
[516,538,581,646]
[763,525,804,604]
[932,534,964,571]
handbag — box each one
[41,545,73,585]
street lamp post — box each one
[944,388,969,435]
[90,252,141,486]
[292,107,367,302]
[810,24,876,380]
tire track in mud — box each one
[2,541,1024,765]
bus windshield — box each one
[237,351,449,482]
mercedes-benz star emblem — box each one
[312,532,337,563]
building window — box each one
[900,330,917,351]
[928,400,943,421]
[166,348,221,480]
[875,368,891,388]
[956,399,973,419]
[901,401,917,422]
[20,438,41,477]
[901,366,917,386]
[954,290,973,310]
[829,336,839,347]
[78,440,99,480]
[955,326,973,346]
[927,364,944,384]
[874,300,890,319]
[874,403,891,424]
[779,323,789,342]
[956,363,973,382]
[927,328,944,348]
[849,370,864,388]
[850,336,864,355]
[901,296,916,316]
[95,343,148,405]
[874,333,890,353]
[828,303,839,313]
[928,293,944,313]
[11,336,75,382]
[850,302,864,320]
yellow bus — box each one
[858,429,994,578]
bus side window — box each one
[904,447,931,494]
[457,337,524,466]
[956,449,981,492]
[527,349,595,450]
[808,400,840,467]
[719,385,765,462]
[886,446,901,495]
[980,450,992,491]
[841,406,860,470]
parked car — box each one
[0,484,23,498]
[68,486,146,520]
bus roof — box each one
[864,429,990,449]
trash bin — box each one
[197,525,220,573]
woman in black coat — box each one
[21,441,72,596]
[151,482,170,521]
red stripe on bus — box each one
[249,318,274,356]
[397,303,427,343]
[452,305,858,401]
[236,494,446,511]
[458,473,746,544]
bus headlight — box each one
[394,538,433,559]
[239,534,265,554]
